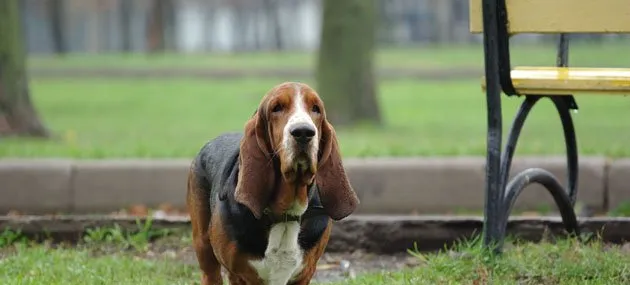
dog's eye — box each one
[272,104,283,113]
[311,105,320,114]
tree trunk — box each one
[263,0,283,50]
[119,0,133,52]
[160,0,176,51]
[203,2,214,50]
[86,1,102,53]
[0,0,50,137]
[146,0,166,53]
[233,8,249,52]
[432,0,453,43]
[316,0,381,126]
[49,0,66,55]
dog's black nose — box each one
[290,124,316,143]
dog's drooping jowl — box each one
[186,82,359,285]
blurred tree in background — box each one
[147,0,166,52]
[119,0,133,52]
[0,0,49,137]
[316,0,382,126]
[146,0,176,53]
[49,0,66,55]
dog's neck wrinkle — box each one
[269,180,308,216]
[230,154,309,219]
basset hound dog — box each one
[186,82,359,285]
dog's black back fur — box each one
[191,133,330,258]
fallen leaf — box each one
[316,264,337,270]
[128,204,149,216]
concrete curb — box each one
[0,156,627,214]
[2,215,630,253]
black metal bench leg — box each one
[498,96,542,192]
[484,95,581,253]
[481,66,504,253]
[551,97,579,204]
[480,0,581,253]
[480,0,504,254]
[495,95,541,243]
[502,167,580,238]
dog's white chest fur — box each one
[250,221,304,285]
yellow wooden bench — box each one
[468,0,630,253]
[484,67,630,95]
[471,0,630,96]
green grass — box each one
[2,235,630,285]
[0,245,198,285]
[0,224,196,285]
[2,78,629,158]
[28,41,630,70]
[332,238,630,285]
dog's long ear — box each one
[316,119,359,221]
[234,107,275,219]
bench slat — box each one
[470,0,630,34]
[481,67,630,95]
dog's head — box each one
[234,82,359,220]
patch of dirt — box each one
[312,251,422,283]
[0,247,16,259]
[64,234,420,284]
[142,245,420,283]
[135,236,421,283]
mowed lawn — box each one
[0,245,199,285]
[2,238,630,284]
[28,41,630,70]
[1,78,629,158]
